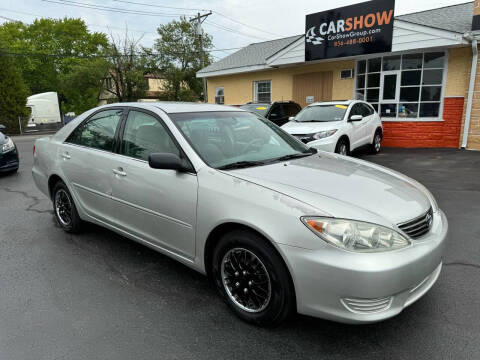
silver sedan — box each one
[32,103,447,325]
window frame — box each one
[354,50,448,122]
[215,86,224,104]
[116,107,195,173]
[253,80,272,103]
[64,107,126,153]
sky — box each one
[0,0,472,60]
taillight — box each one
[33,144,36,156]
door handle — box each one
[112,168,127,177]
[61,152,71,160]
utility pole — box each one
[190,11,212,103]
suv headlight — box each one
[1,137,15,153]
[313,129,337,140]
[302,217,411,252]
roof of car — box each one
[100,102,245,114]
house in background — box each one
[198,1,480,150]
[98,73,167,105]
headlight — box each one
[1,137,15,153]
[301,217,411,252]
[313,129,337,140]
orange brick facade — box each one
[382,97,464,148]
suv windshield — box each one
[239,104,270,117]
[170,111,313,169]
[295,105,347,122]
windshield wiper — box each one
[272,151,314,163]
[217,160,267,170]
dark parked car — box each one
[0,125,19,173]
[240,101,301,127]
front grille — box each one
[398,208,433,239]
[341,296,393,314]
[293,134,315,144]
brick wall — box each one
[382,97,464,148]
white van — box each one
[26,92,62,128]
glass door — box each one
[380,71,400,118]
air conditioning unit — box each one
[340,69,353,79]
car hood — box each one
[226,153,431,225]
[281,121,342,134]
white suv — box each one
[281,100,383,155]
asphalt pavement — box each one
[1,135,479,360]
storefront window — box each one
[254,80,271,103]
[355,52,445,119]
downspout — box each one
[462,33,477,148]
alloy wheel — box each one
[374,134,381,152]
[221,248,272,313]
[55,189,72,227]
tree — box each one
[0,49,30,133]
[59,58,109,114]
[152,17,213,101]
[0,18,109,114]
[104,32,149,102]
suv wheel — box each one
[335,138,349,156]
[212,229,295,326]
[370,130,382,154]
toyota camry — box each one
[32,103,447,326]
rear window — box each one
[239,104,270,117]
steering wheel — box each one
[241,138,264,153]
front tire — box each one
[335,138,349,156]
[212,229,295,326]
[52,181,83,233]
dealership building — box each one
[198,1,480,150]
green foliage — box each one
[152,17,213,101]
[0,50,30,134]
[104,34,149,102]
[0,18,109,115]
[59,58,109,114]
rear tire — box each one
[212,229,295,326]
[370,130,382,154]
[335,138,349,156]
[52,181,83,233]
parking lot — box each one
[1,135,479,360]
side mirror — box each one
[0,124,5,131]
[349,115,363,121]
[148,153,188,172]
[288,116,295,121]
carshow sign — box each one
[305,0,395,61]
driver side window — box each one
[349,104,363,118]
[120,110,180,161]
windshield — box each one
[169,111,312,169]
[239,104,270,117]
[295,105,347,122]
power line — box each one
[0,47,241,58]
[0,15,18,22]
[110,0,209,12]
[204,20,269,41]
[41,0,190,17]
[213,11,282,38]
[42,0,274,41]
[110,0,282,38]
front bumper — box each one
[0,147,19,172]
[280,209,448,323]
